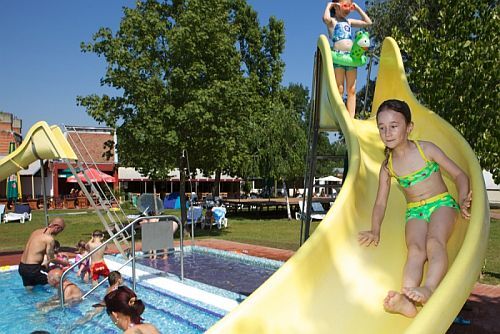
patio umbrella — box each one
[67,168,115,183]
[6,142,22,202]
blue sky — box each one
[0,1,370,135]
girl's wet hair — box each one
[105,286,145,325]
[376,99,412,124]
[330,0,340,17]
[76,240,86,249]
[376,99,412,167]
[104,286,145,324]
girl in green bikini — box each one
[358,99,472,317]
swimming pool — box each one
[139,246,283,296]
[0,267,225,333]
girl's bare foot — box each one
[403,286,432,304]
[383,290,417,318]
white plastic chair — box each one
[3,203,32,224]
[0,204,5,222]
[295,201,326,221]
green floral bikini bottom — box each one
[406,192,459,222]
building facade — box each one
[51,125,117,198]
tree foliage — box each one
[77,0,345,200]
[367,0,499,181]
[228,2,300,180]
[77,0,304,184]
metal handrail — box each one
[81,256,134,300]
[59,214,183,307]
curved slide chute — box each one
[0,121,78,181]
[207,37,489,333]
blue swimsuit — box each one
[331,19,356,71]
[332,19,352,42]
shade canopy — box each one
[316,175,342,183]
[67,168,114,183]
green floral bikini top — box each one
[388,140,440,188]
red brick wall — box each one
[0,112,22,155]
[67,132,115,163]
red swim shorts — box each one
[90,261,110,281]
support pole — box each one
[361,54,374,115]
[132,222,136,291]
[301,50,322,245]
[40,159,49,227]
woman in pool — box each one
[104,286,159,333]
[358,99,471,317]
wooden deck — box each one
[223,197,334,213]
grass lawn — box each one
[481,218,500,284]
[0,209,497,284]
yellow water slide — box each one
[207,37,489,333]
[0,121,77,181]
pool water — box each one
[0,269,224,334]
[140,246,282,296]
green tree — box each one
[77,0,249,222]
[78,0,304,209]
[367,0,499,181]
[230,2,307,187]
[356,78,376,119]
[286,82,345,185]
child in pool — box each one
[323,0,372,118]
[106,270,124,294]
[358,99,471,317]
[75,240,90,282]
[48,240,70,271]
[75,271,126,326]
[87,230,110,287]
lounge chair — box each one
[186,206,203,226]
[202,206,228,230]
[126,206,150,221]
[212,206,228,229]
[295,201,326,221]
[3,203,32,224]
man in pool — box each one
[18,217,70,289]
[37,267,82,312]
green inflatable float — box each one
[332,30,370,67]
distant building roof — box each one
[118,167,149,181]
[19,160,43,176]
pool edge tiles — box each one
[0,264,18,272]
[190,245,284,270]
[105,256,240,313]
